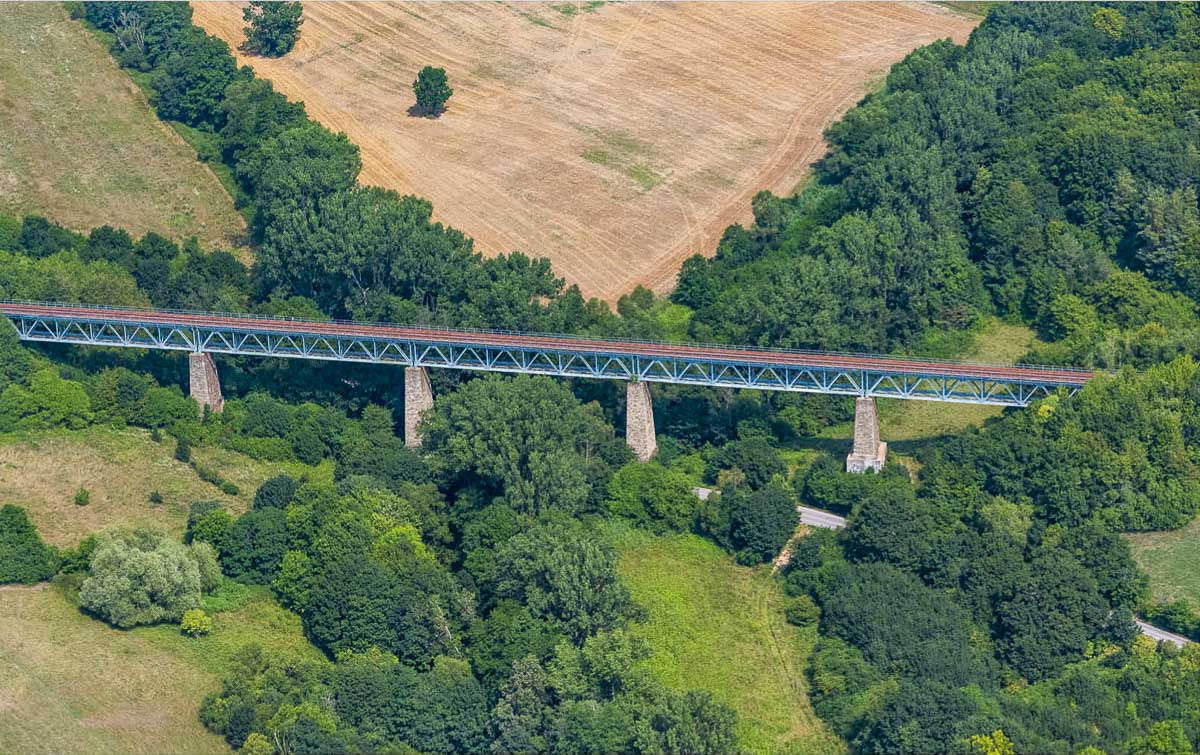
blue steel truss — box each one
[2,307,1088,407]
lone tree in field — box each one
[412,66,453,117]
[243,1,304,58]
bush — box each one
[181,608,213,636]
[715,483,798,564]
[0,504,58,584]
[605,462,698,533]
[57,534,98,574]
[784,595,820,627]
[242,1,303,58]
[148,490,164,505]
[0,368,93,432]
[175,434,191,462]
[190,540,223,592]
[74,487,90,506]
[240,732,273,755]
[220,508,289,584]
[80,530,205,628]
[705,437,786,490]
[220,481,240,496]
[190,509,235,550]
[253,475,298,510]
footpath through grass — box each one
[612,524,844,755]
[0,3,244,246]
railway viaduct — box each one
[0,302,1094,472]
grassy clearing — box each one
[879,319,1039,446]
[0,584,230,755]
[0,581,322,755]
[612,525,844,755]
[0,3,244,246]
[0,426,329,547]
[1127,516,1200,605]
[937,2,995,18]
[804,319,1040,461]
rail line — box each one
[0,301,1093,406]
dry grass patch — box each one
[0,426,328,547]
[0,585,230,755]
[193,1,975,301]
[0,3,244,246]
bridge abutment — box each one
[625,380,657,462]
[404,366,434,448]
[846,396,886,473]
[188,352,224,415]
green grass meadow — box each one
[613,524,844,755]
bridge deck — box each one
[0,301,1093,406]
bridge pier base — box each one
[625,381,657,462]
[188,352,224,415]
[404,366,434,448]
[846,397,886,473]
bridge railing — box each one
[0,298,1095,377]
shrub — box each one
[221,508,289,584]
[220,481,240,496]
[189,540,223,592]
[253,474,299,510]
[74,487,90,506]
[719,483,798,564]
[240,732,273,755]
[242,1,303,58]
[705,437,786,490]
[175,434,191,462]
[148,490,164,505]
[80,530,204,628]
[181,608,213,636]
[0,368,93,431]
[605,462,698,533]
[784,595,820,627]
[190,509,235,551]
[57,534,98,574]
[0,504,57,584]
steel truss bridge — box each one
[0,301,1093,407]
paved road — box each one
[798,506,847,529]
[701,490,1185,649]
[1136,619,1192,647]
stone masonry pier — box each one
[188,352,224,415]
[846,396,886,473]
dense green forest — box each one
[3,2,1200,754]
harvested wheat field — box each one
[194,1,976,301]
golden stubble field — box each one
[194,1,976,302]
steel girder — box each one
[5,313,1075,407]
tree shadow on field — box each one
[407,104,445,119]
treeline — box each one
[74,1,612,334]
[673,3,1200,369]
[777,359,1200,753]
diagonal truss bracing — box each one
[2,305,1092,407]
